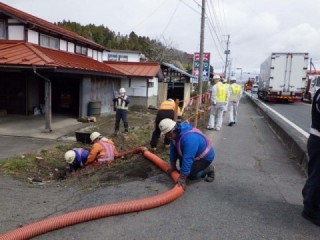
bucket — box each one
[75,131,91,144]
[88,101,101,117]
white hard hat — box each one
[230,76,236,82]
[159,118,176,135]
[213,75,220,80]
[65,150,76,164]
[119,88,126,93]
[167,98,174,101]
[90,131,101,143]
[223,79,228,83]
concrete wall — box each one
[80,76,120,117]
[129,96,158,109]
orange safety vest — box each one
[159,100,175,111]
[96,140,116,162]
[159,100,181,116]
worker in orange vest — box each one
[86,132,119,165]
[150,99,182,151]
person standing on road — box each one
[113,88,130,135]
[223,78,231,114]
[159,118,215,190]
[207,75,229,131]
[86,132,119,165]
[302,88,320,226]
[64,148,89,172]
[228,77,243,126]
[150,99,182,151]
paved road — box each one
[0,136,62,160]
[1,96,319,239]
[251,93,311,133]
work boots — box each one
[204,165,215,182]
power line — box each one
[130,0,168,32]
[181,0,201,14]
[160,0,181,36]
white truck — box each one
[258,52,308,102]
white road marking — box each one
[246,92,310,138]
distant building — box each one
[104,49,147,62]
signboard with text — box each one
[192,52,210,82]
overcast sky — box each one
[3,0,320,80]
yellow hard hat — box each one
[159,118,176,135]
[64,150,76,164]
[90,132,101,143]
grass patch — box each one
[0,109,206,187]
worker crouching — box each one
[65,148,89,172]
[86,132,119,165]
[159,118,215,190]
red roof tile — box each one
[0,41,123,76]
[0,3,105,50]
[105,61,160,78]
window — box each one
[0,19,6,39]
[148,82,154,88]
[75,45,88,56]
[40,34,59,49]
[108,54,117,61]
[118,55,128,62]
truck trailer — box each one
[258,52,308,102]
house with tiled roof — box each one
[0,2,130,130]
[105,61,163,107]
[0,2,196,131]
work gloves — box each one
[166,163,177,176]
[176,174,187,190]
[166,163,187,190]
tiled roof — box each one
[0,41,124,76]
[105,61,160,77]
[0,2,105,50]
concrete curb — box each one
[245,93,309,174]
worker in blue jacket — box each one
[64,148,89,172]
[159,118,215,190]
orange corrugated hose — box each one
[0,147,184,240]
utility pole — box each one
[198,0,205,98]
[224,34,230,80]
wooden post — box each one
[203,92,208,123]
[194,96,199,128]
[174,99,179,121]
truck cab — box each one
[303,76,320,103]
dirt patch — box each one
[0,109,170,188]
[0,106,206,189]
